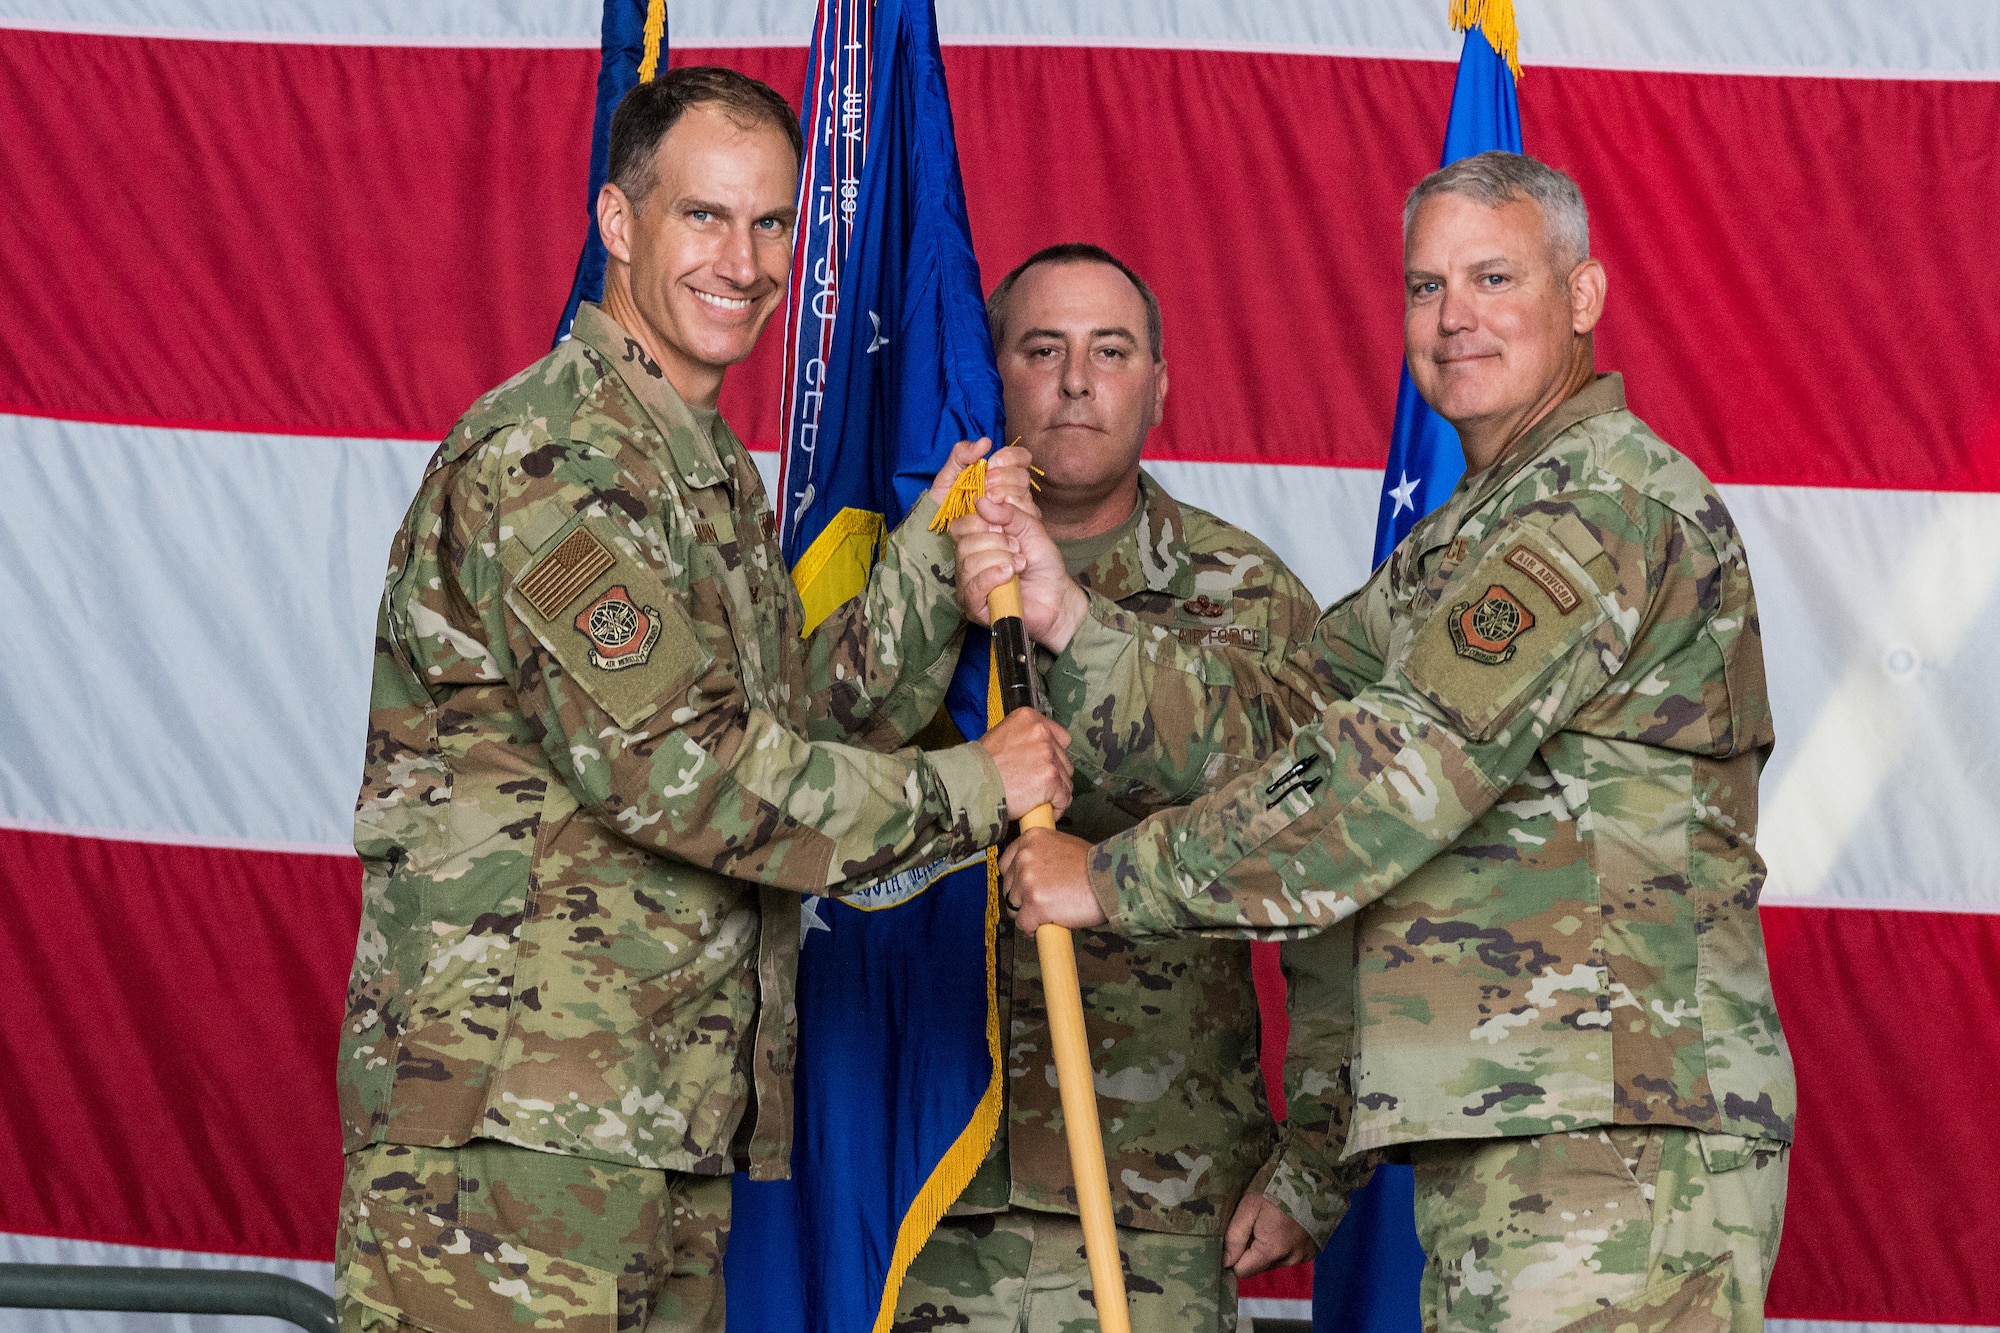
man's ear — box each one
[1569,257,1607,335]
[597,182,636,266]
[1150,359,1169,429]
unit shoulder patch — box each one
[1504,544,1581,614]
[503,516,713,731]
[574,586,661,671]
[1448,584,1537,665]
[517,525,615,618]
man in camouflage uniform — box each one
[894,245,1370,1333]
[334,69,1073,1333]
[978,154,1795,1333]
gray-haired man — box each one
[983,152,1795,1333]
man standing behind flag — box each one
[893,244,1370,1333]
[334,67,1072,1333]
[983,152,1795,1333]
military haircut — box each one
[986,241,1165,361]
[608,65,805,210]
[1404,150,1591,274]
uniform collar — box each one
[1461,371,1626,516]
[570,302,731,489]
[1071,472,1192,602]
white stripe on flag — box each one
[0,1230,332,1333]
[7,418,1994,916]
[0,413,431,854]
[3,0,1997,77]
[1238,1297,1314,1323]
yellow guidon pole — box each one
[932,460,1132,1333]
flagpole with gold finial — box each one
[932,460,1131,1333]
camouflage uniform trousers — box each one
[1408,1128,1788,1333]
[337,1141,731,1333]
[891,1208,1236,1333]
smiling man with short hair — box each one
[973,154,1797,1333]
[332,67,1073,1333]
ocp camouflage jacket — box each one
[1046,376,1796,1155]
[955,474,1371,1243]
[339,303,1005,1180]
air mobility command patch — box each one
[503,514,713,731]
[574,586,660,671]
[1401,521,1610,742]
[1449,584,1537,664]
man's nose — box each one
[1059,355,1091,399]
[1437,281,1476,334]
[713,226,758,287]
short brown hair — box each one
[986,242,1164,361]
[608,66,804,209]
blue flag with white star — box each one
[1319,15,1522,1333]
[1368,18,1523,567]
[725,2,1004,1331]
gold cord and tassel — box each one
[637,0,667,82]
[928,446,1041,534]
[1450,0,1522,80]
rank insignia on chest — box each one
[1449,584,1536,664]
[1180,593,1229,619]
[575,586,662,671]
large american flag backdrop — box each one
[1,2,1995,1330]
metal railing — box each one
[0,1264,336,1332]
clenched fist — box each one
[1223,1191,1316,1278]
[975,708,1074,822]
[999,826,1107,932]
[951,497,1090,653]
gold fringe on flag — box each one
[928,448,1041,534]
[637,0,667,82]
[869,646,1010,1333]
[1450,0,1521,80]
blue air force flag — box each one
[554,0,665,346]
[1319,11,1524,1333]
[725,2,1004,1332]
[1368,7,1524,567]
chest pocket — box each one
[1398,517,1613,743]
[504,510,713,732]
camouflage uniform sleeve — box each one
[1047,560,1389,804]
[1081,494,1655,937]
[1047,590,1318,807]
[1244,919,1377,1246]
[1299,566,1390,702]
[797,494,968,751]
[420,448,1004,895]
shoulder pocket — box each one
[1398,521,1609,742]
[504,512,713,731]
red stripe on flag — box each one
[0,29,594,444]
[3,824,1998,1323]
[3,34,1996,489]
[1762,904,2000,1324]
[0,827,357,1261]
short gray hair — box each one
[1403,151,1590,273]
